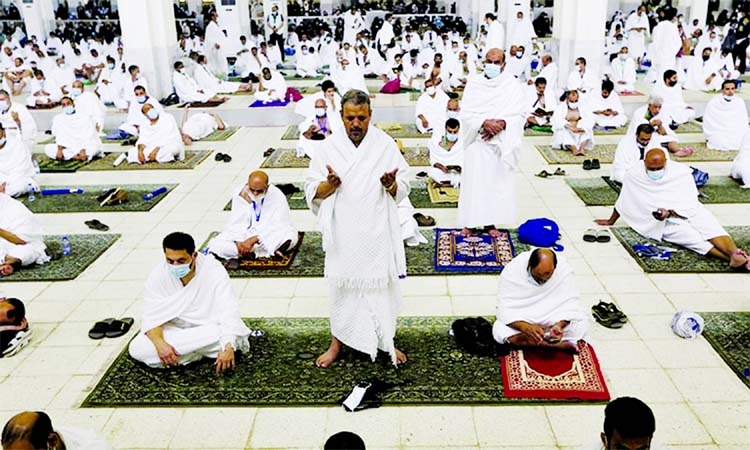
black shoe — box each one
[583,159,593,170]
[591,158,601,170]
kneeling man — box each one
[493,248,588,352]
[128,232,252,375]
[208,170,298,260]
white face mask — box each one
[619,53,628,61]
[483,63,501,79]
[146,108,159,120]
[250,192,265,203]
[315,107,326,117]
[71,87,82,97]
[647,168,666,181]
[445,132,459,142]
[425,86,436,95]
[568,101,579,109]
[723,94,733,101]
[447,110,459,119]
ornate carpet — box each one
[281,124,430,141]
[526,120,703,138]
[434,228,516,273]
[612,226,750,273]
[202,232,304,270]
[19,184,176,213]
[199,231,529,278]
[535,142,732,165]
[501,344,610,401]
[701,312,750,390]
[0,234,119,282]
[201,127,240,141]
[259,147,430,168]
[84,316,542,407]
[567,176,750,206]
[427,181,460,204]
[77,151,212,171]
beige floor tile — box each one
[169,409,256,449]
[400,406,477,447]
[248,408,327,448]
[103,409,184,449]
[668,368,750,402]
[473,406,555,447]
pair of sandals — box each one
[88,317,134,339]
[583,159,601,170]
[214,152,232,162]
[583,229,610,243]
[84,219,109,231]
[535,167,566,178]
[592,301,628,329]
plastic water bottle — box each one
[61,235,71,256]
[27,183,36,202]
[32,157,40,175]
[143,186,168,201]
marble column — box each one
[19,0,55,41]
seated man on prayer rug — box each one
[0,296,31,358]
[651,70,696,125]
[611,124,662,183]
[590,80,628,129]
[0,125,38,197]
[109,85,163,140]
[684,47,723,92]
[596,148,750,270]
[208,170,298,261]
[493,248,588,352]
[255,67,288,103]
[627,94,693,156]
[43,96,103,162]
[702,80,748,151]
[730,129,750,188]
[551,89,595,156]
[414,78,450,134]
[609,46,637,93]
[428,118,463,187]
[128,232,252,373]
[296,98,343,158]
[193,54,253,94]
[0,192,50,276]
[4,57,32,96]
[2,411,114,450]
[180,104,228,145]
[25,69,62,108]
[565,57,599,98]
[580,397,666,450]
[525,77,555,129]
[128,104,184,164]
[69,80,105,133]
[172,61,226,104]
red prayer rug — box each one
[618,90,645,96]
[501,343,610,401]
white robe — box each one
[193,64,241,94]
[625,11,649,59]
[0,102,37,152]
[295,52,318,77]
[565,69,599,96]
[493,250,588,344]
[56,426,114,450]
[551,103,595,149]
[44,112,102,161]
[508,17,537,49]
[182,113,218,140]
[129,114,185,164]
[610,56,637,92]
[415,91,449,133]
[255,72,287,102]
[128,253,251,367]
[0,135,37,197]
[684,57,723,91]
[611,133,664,183]
[627,104,678,144]
[650,20,682,74]
[703,95,749,150]
[72,91,105,131]
[427,134,464,186]
[590,92,628,128]
[534,62,559,95]
[330,65,368,94]
[0,193,49,267]
[485,20,505,53]
[525,86,556,126]
[204,20,227,76]
[730,130,750,188]
[457,71,525,228]
[119,97,162,137]
[173,71,216,103]
[295,113,342,159]
[304,127,409,363]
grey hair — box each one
[647,94,664,105]
[340,89,370,111]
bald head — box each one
[447,98,460,111]
[644,148,667,170]
[72,80,84,90]
[485,48,505,65]
[314,98,326,108]
[247,170,269,196]
[2,411,58,450]
[528,248,557,285]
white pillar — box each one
[213,0,251,40]
[551,0,607,92]
[19,0,55,41]
[320,0,334,15]
[503,0,530,49]
[689,0,709,23]
[118,0,177,99]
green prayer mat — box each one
[36,156,89,173]
[83,316,521,407]
[281,124,429,140]
[284,74,325,81]
[259,147,430,168]
[567,176,750,206]
[701,312,750,390]
[525,120,704,138]
[0,234,120,282]
[200,231,527,278]
[78,151,212,171]
[200,126,240,141]
[612,226,750,273]
[37,136,55,145]
[19,184,177,213]
[535,142,737,165]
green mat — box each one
[200,127,240,141]
[281,124,429,140]
[612,226,750,273]
[37,136,55,145]
[37,156,89,173]
[0,234,120,282]
[200,230,526,278]
[701,312,750,390]
[259,147,430,168]
[19,184,177,213]
[566,176,750,206]
[536,142,736,165]
[525,120,704,138]
[82,316,519,407]
[77,151,212,171]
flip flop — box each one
[583,159,593,170]
[413,213,436,227]
[263,148,275,157]
[106,317,134,338]
[88,318,115,339]
[214,152,225,161]
[222,154,232,162]
[591,303,624,329]
[553,167,566,176]
[591,159,601,170]
[535,170,551,178]
[1,328,32,358]
[583,228,597,242]
[595,229,611,243]
[416,171,427,177]
[84,219,109,232]
[603,302,628,324]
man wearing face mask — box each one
[627,94,693,156]
[0,89,37,153]
[68,80,105,133]
[0,124,38,197]
[551,89,595,156]
[414,78,449,134]
[50,56,75,97]
[684,47,723,91]
[295,44,319,78]
[128,103,184,164]
[596,148,750,270]
[504,45,531,82]
[428,118,464,187]
[208,170,298,262]
[609,46,637,93]
[95,56,127,108]
[492,248,588,352]
[702,80,749,150]
[129,232,252,374]
[611,124,662,183]
[24,69,62,108]
[173,61,224,104]
[565,57,599,97]
[296,98,342,158]
[109,85,163,140]
[43,96,103,162]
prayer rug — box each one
[536,142,736,165]
[374,122,429,139]
[37,136,56,145]
[283,74,325,80]
[567,176,750,206]
[249,99,291,108]
[427,181,460,204]
[200,126,240,141]
[79,151,212,171]
[259,147,430,168]
[0,234,120,282]
[526,120,704,138]
[204,232,304,270]
[36,156,89,173]
[701,312,750,390]
[199,231,530,278]
[27,102,59,110]
[501,344,610,401]
[280,126,301,140]
[612,226,750,273]
[84,316,536,407]
[19,184,177,213]
[433,228,515,273]
[618,90,645,96]
[182,99,226,108]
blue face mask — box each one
[445,132,458,142]
[71,87,82,97]
[0,100,8,112]
[168,260,192,278]
[483,63,501,79]
[647,168,666,181]
[527,269,540,286]
[146,108,159,120]
[63,105,75,115]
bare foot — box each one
[730,249,749,269]
[316,337,341,368]
[0,182,6,193]
[395,348,407,365]
[488,228,501,238]
[460,227,473,237]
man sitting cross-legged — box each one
[43,96,103,162]
[627,94,693,156]
[0,192,50,277]
[493,248,588,352]
[596,148,750,270]
[427,118,464,187]
[208,170,298,262]
[128,232,252,375]
[702,79,749,151]
[127,104,185,164]
[296,97,343,159]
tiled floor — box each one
[1,82,749,450]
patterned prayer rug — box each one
[182,99,226,108]
[202,232,304,270]
[282,123,431,140]
[527,120,704,139]
[79,151,212,171]
[37,156,89,173]
[19,184,177,213]
[84,316,536,407]
[280,126,301,140]
[434,228,516,273]
[427,181,460,204]
[701,312,750,390]
[536,142,736,165]
[249,99,290,108]
[612,226,750,273]
[501,344,610,401]
[0,234,120,282]
[259,147,430,169]
[200,126,240,141]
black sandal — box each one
[591,303,623,329]
[106,317,134,338]
[215,152,225,161]
[88,318,115,339]
[535,170,551,178]
[84,219,110,232]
